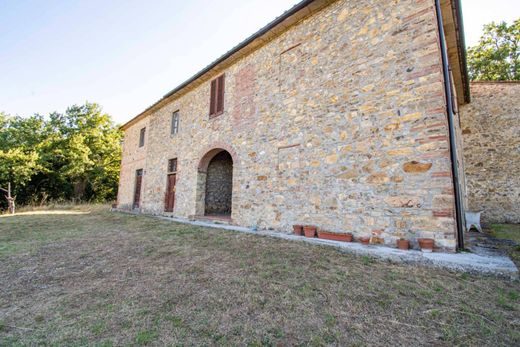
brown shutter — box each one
[210,79,217,116]
[216,74,225,114]
[133,169,143,208]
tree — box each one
[0,103,122,209]
[467,19,520,81]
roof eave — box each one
[121,0,329,131]
[453,0,471,103]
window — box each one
[171,111,180,135]
[139,127,146,147]
[168,158,178,173]
[209,74,225,117]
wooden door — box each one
[164,174,176,212]
[133,169,143,208]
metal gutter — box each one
[435,0,465,250]
[452,0,470,103]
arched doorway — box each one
[196,148,234,218]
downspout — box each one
[434,0,465,250]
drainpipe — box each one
[434,0,465,250]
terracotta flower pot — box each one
[359,236,370,245]
[303,226,317,238]
[396,239,410,250]
[293,225,303,236]
[418,238,434,252]
[318,231,353,242]
[371,236,384,245]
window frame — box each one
[209,74,225,118]
[167,158,178,174]
[139,127,146,147]
[171,111,180,135]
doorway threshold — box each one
[192,214,232,225]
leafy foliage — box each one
[0,103,122,207]
[467,19,520,81]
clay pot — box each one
[359,236,370,245]
[318,231,353,242]
[418,238,434,252]
[396,239,410,250]
[293,225,304,236]
[371,236,384,245]
[303,226,317,238]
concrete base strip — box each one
[115,210,518,279]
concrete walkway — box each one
[116,210,518,279]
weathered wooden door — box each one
[133,169,143,208]
[164,174,176,212]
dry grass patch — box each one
[0,206,519,346]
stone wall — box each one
[117,117,149,210]
[205,151,233,215]
[118,0,460,251]
[460,82,520,224]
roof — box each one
[440,0,471,104]
[121,0,332,130]
[121,0,470,130]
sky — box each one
[0,0,518,125]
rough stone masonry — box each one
[460,82,520,224]
[117,0,474,252]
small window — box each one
[168,158,178,173]
[139,127,146,147]
[171,111,180,135]
[209,74,225,117]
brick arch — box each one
[195,142,238,217]
[197,142,238,173]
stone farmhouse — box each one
[117,0,519,252]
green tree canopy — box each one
[467,19,520,81]
[0,103,122,208]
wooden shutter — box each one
[164,173,176,212]
[133,169,143,208]
[216,74,225,114]
[209,74,225,117]
[210,79,217,116]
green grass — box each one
[491,224,520,243]
[90,320,106,336]
[0,206,519,346]
[0,206,103,257]
[135,329,158,345]
[488,224,520,267]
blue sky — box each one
[0,0,518,124]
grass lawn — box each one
[0,206,519,346]
[491,224,520,244]
[489,224,520,267]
